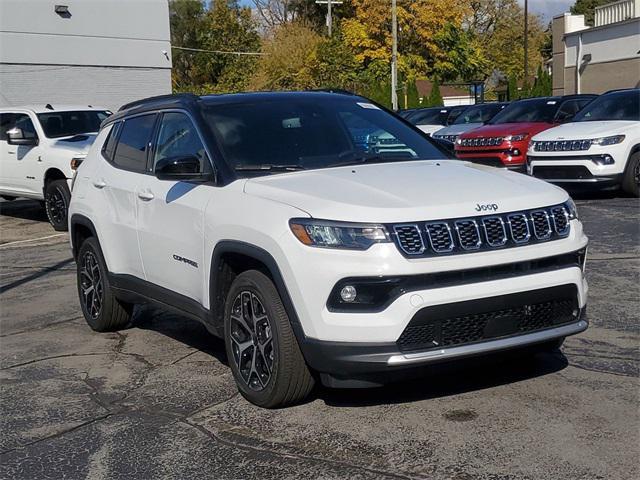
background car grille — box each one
[396,285,579,353]
[459,137,503,147]
[392,204,571,257]
[533,140,591,152]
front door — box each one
[136,111,213,303]
[0,113,42,196]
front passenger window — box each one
[153,112,208,171]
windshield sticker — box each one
[357,102,380,110]
[546,101,557,105]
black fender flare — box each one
[209,240,308,346]
[69,214,99,260]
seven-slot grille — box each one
[533,140,591,152]
[392,204,571,257]
[459,137,503,147]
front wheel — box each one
[45,179,71,231]
[622,152,639,197]
[224,270,314,408]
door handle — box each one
[92,179,106,189]
[137,191,154,201]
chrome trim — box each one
[506,213,531,244]
[425,222,454,253]
[387,320,588,366]
[481,216,507,247]
[551,206,570,236]
[393,224,426,255]
[530,210,552,240]
[454,219,482,250]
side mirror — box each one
[7,128,37,146]
[155,155,211,182]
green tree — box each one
[431,23,487,82]
[406,79,421,108]
[169,0,206,91]
[507,74,518,100]
[426,79,443,107]
[308,31,361,90]
[571,0,612,26]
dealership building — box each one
[552,0,640,95]
[0,0,172,111]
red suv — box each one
[455,95,596,171]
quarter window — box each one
[153,112,208,170]
[102,122,122,161]
[112,114,156,171]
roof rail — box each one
[118,93,199,112]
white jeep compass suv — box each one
[0,105,111,230]
[527,89,639,196]
[69,92,589,408]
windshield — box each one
[409,108,448,126]
[454,104,504,125]
[203,97,446,174]
[37,110,110,138]
[446,107,467,125]
[489,98,559,124]
[573,90,640,122]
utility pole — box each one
[524,0,529,82]
[391,0,398,111]
[315,0,343,37]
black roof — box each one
[107,90,362,125]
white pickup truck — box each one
[0,105,110,230]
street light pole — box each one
[524,0,529,82]
[315,0,343,37]
[391,0,398,111]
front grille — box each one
[396,285,579,353]
[390,203,571,258]
[533,140,591,152]
[394,225,425,254]
[460,137,503,147]
[434,134,459,143]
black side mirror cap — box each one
[7,128,38,146]
[155,155,212,182]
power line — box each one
[171,45,265,56]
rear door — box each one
[136,111,212,303]
[94,114,157,279]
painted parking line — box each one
[0,233,66,249]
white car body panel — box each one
[416,124,445,136]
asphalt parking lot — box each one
[0,195,638,480]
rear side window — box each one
[102,122,122,161]
[112,114,156,171]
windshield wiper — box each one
[235,164,306,172]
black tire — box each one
[622,152,639,197]
[77,237,132,332]
[224,270,314,408]
[45,179,71,231]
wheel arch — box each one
[628,143,640,158]
[70,214,99,261]
[43,167,68,190]
[209,240,306,344]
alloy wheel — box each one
[229,291,275,391]
[80,251,103,319]
[634,160,640,187]
[46,186,67,226]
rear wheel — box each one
[224,270,314,408]
[77,237,132,332]
[622,152,639,197]
[45,179,71,231]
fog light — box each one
[512,149,521,156]
[593,154,614,165]
[340,285,357,303]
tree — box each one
[571,0,612,26]
[426,79,443,107]
[308,32,361,91]
[507,74,518,100]
[406,79,420,108]
[529,65,552,97]
[169,0,206,91]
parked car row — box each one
[400,88,640,196]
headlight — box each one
[591,135,625,146]
[565,198,578,220]
[289,219,390,250]
[505,133,528,142]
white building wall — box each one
[565,18,640,67]
[0,0,172,110]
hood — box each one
[243,160,567,223]
[532,121,638,141]
[49,133,98,154]
[436,123,483,136]
[461,122,552,138]
[417,124,445,136]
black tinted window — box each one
[203,97,444,174]
[453,104,505,124]
[154,112,207,170]
[411,108,449,126]
[574,90,640,122]
[112,114,156,171]
[102,122,122,161]
[37,111,110,138]
[490,98,561,124]
[0,113,37,141]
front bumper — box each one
[527,152,625,187]
[455,142,528,170]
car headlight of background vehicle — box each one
[505,133,529,142]
[565,198,578,220]
[590,135,625,146]
[289,219,390,250]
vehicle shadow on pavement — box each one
[316,350,569,407]
[0,200,47,223]
[131,306,229,365]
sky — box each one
[238,1,577,23]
